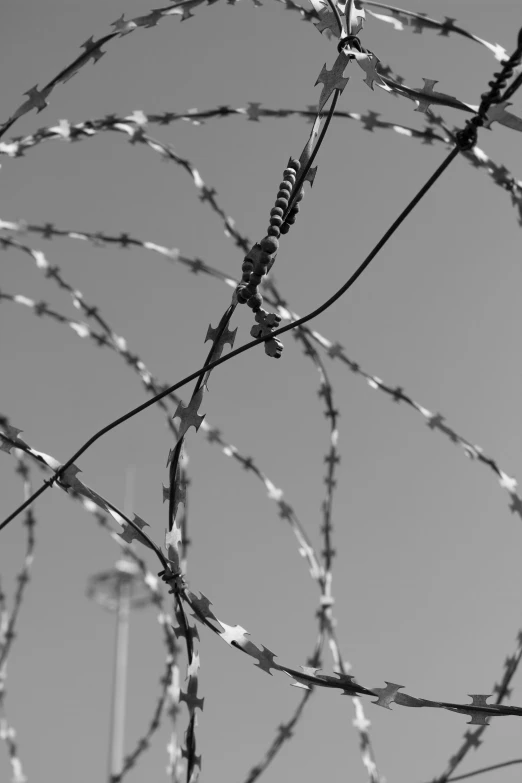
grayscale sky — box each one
[1,1,522,782]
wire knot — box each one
[157,566,186,595]
[337,35,362,54]
[455,120,479,151]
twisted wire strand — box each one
[0,454,34,783]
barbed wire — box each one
[5,201,522,536]
[242,630,324,783]
[3,130,520,776]
[431,627,522,782]
[2,2,522,781]
[348,1,510,62]
[3,418,522,731]
[242,688,314,783]
[0,460,36,675]
[0,231,192,562]
[1,130,520,772]
[0,223,328,588]
[0,142,472,532]
[0,282,379,778]
[1,101,521,225]
[155,69,347,782]
[283,328,382,780]
[0,454,34,783]
[0,288,323,582]
[0,270,381,780]
[0,414,184,782]
[0,280,328,776]
[0,717,26,783]
[6,250,521,778]
[0,0,513,141]
[74,504,183,783]
[0,223,202,779]
[0,427,518,783]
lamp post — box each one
[87,557,154,779]
[87,467,153,779]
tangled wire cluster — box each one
[1,1,522,782]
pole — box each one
[107,465,135,780]
[108,577,131,779]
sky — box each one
[1,0,522,782]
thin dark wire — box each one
[442,758,522,782]
[0,144,458,534]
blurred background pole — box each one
[108,569,131,778]
[87,466,153,781]
[107,464,134,779]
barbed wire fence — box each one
[1,1,522,781]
